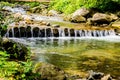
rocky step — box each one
[5,26,117,38]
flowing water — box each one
[6,6,120,79]
[9,37,120,78]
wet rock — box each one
[14,27,20,37]
[101,74,112,80]
[48,10,59,16]
[91,13,112,25]
[26,26,32,38]
[114,28,120,35]
[33,27,39,37]
[46,22,51,26]
[46,28,52,37]
[52,24,60,28]
[64,28,69,36]
[87,71,104,80]
[19,27,26,37]
[53,28,59,37]
[33,62,67,80]
[70,29,75,37]
[8,29,13,37]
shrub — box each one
[50,0,120,14]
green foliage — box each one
[0,1,15,9]
[50,0,120,14]
[0,51,40,80]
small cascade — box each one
[5,26,117,38]
[31,28,33,38]
[51,28,54,37]
[62,29,65,37]
[74,30,77,37]
[12,27,15,37]
[68,28,70,37]
[44,28,47,37]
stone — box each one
[33,27,40,37]
[72,8,90,17]
[70,8,89,23]
[33,62,67,80]
[109,13,118,21]
[70,15,86,23]
[101,74,112,80]
[13,12,22,18]
[53,28,59,37]
[87,71,104,80]
[52,24,60,28]
[91,13,112,24]
[31,6,42,13]
[1,38,29,60]
[46,22,51,26]
[48,10,59,16]
[2,6,13,12]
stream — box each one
[6,6,120,78]
[10,37,120,78]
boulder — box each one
[1,38,29,60]
[70,15,86,23]
[72,8,90,17]
[48,10,59,16]
[33,62,67,80]
[91,13,112,24]
[70,8,89,23]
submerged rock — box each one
[33,62,67,80]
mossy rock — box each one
[33,62,67,80]
[1,38,30,61]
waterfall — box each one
[12,27,15,37]
[51,28,54,37]
[5,27,117,38]
[31,28,33,38]
[58,28,62,37]
[68,28,70,37]
[74,30,77,37]
[45,28,47,37]
[62,29,65,37]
